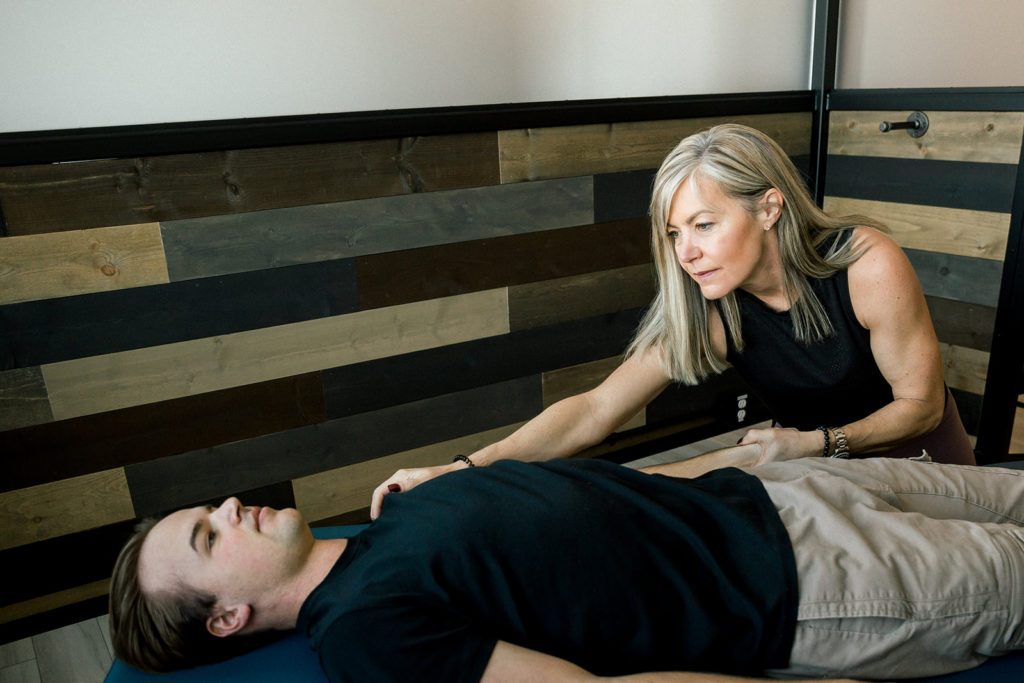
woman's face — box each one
[665,177,781,301]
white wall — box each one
[838,0,1024,89]
[0,0,812,134]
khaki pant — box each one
[748,457,1024,679]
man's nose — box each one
[215,497,242,523]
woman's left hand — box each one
[738,427,824,464]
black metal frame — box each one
[976,140,1024,461]
[809,0,840,204]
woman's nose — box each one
[675,235,698,262]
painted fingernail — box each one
[388,484,401,493]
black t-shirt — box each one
[297,459,797,682]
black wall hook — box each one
[879,111,929,138]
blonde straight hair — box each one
[627,124,886,385]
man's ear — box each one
[206,603,252,638]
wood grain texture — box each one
[825,155,1017,213]
[940,343,989,396]
[1,373,326,493]
[542,356,645,432]
[508,264,655,331]
[293,423,524,522]
[823,197,1010,262]
[356,218,650,310]
[161,176,592,281]
[926,296,996,352]
[125,376,541,516]
[0,470,134,551]
[498,112,812,183]
[322,308,644,419]
[0,580,109,627]
[41,288,509,421]
[0,368,52,431]
[3,259,359,368]
[0,133,500,236]
[904,248,1003,307]
[0,224,169,306]
[31,615,111,681]
[828,111,1024,163]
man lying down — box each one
[110,446,1024,682]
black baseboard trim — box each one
[830,87,1024,112]
[0,91,813,167]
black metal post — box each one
[975,140,1024,463]
[808,0,840,205]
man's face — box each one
[138,497,315,607]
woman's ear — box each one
[760,188,784,225]
[206,603,252,638]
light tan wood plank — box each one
[939,343,989,396]
[499,112,812,183]
[0,224,169,306]
[823,197,1010,261]
[42,288,510,421]
[0,471,134,551]
[542,357,645,432]
[32,618,111,683]
[293,423,524,521]
[509,264,655,331]
[0,581,108,627]
[0,639,35,669]
[1011,404,1024,455]
[828,111,1024,163]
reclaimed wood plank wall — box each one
[0,110,808,641]
[825,109,1024,434]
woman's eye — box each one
[667,230,679,240]
[695,222,713,231]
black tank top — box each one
[719,231,892,430]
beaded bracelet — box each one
[452,454,476,468]
[816,426,830,457]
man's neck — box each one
[274,537,348,630]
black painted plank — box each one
[825,155,1017,213]
[0,259,358,368]
[125,377,543,516]
[905,248,1004,307]
[594,170,656,223]
[926,295,996,352]
[323,309,645,419]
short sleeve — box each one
[314,601,497,683]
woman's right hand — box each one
[370,461,466,520]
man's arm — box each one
[482,641,859,682]
[638,443,763,479]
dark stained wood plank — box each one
[508,264,655,332]
[161,176,593,281]
[0,133,500,236]
[0,367,52,431]
[356,218,650,310]
[125,377,542,517]
[825,155,1017,213]
[1,373,326,493]
[905,248,1004,307]
[322,308,644,419]
[2,259,358,368]
[926,295,996,352]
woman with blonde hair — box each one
[372,124,975,517]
